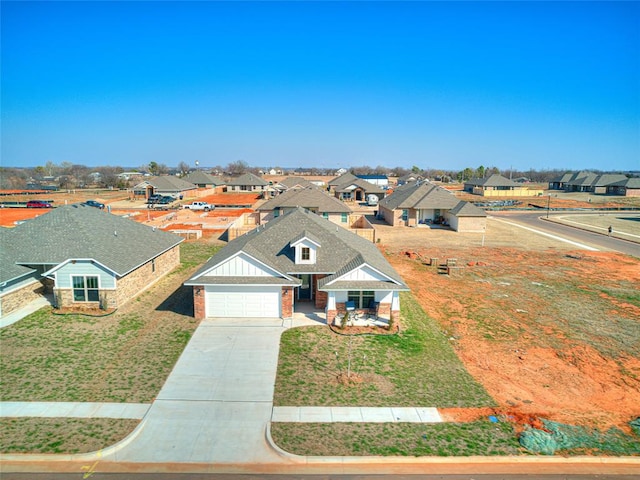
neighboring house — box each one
[0,205,183,317]
[132,176,198,199]
[397,173,423,186]
[606,177,640,197]
[226,173,269,192]
[549,171,629,194]
[185,208,407,324]
[464,174,543,197]
[329,173,387,202]
[277,176,316,191]
[257,187,352,225]
[183,171,225,190]
[378,181,487,232]
[356,174,389,188]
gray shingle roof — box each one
[226,172,268,186]
[257,187,352,213]
[465,174,519,187]
[379,181,459,210]
[278,177,315,189]
[183,171,224,186]
[187,207,407,290]
[608,177,640,188]
[5,205,183,276]
[449,201,487,217]
[334,178,386,194]
[138,176,198,192]
[0,229,36,284]
[329,172,358,186]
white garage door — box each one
[205,285,281,318]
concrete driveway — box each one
[105,318,287,464]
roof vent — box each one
[114,230,117,236]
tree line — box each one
[0,160,633,190]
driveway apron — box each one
[105,318,285,464]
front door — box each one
[298,274,312,300]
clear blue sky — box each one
[2,1,639,172]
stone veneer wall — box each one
[54,245,180,310]
[114,245,180,307]
[0,280,45,316]
[326,301,394,325]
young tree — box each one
[177,161,190,177]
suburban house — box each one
[183,171,225,191]
[397,173,423,186]
[185,207,408,324]
[606,177,640,197]
[549,171,629,194]
[378,181,487,232]
[276,176,317,191]
[0,205,183,317]
[226,172,268,193]
[329,172,387,203]
[464,174,543,197]
[132,176,198,199]
[256,187,352,225]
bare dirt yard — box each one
[377,218,640,433]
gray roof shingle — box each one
[187,208,407,290]
[5,205,183,276]
[257,187,352,213]
[226,172,268,186]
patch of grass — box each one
[0,417,139,454]
[274,292,494,407]
[0,241,221,404]
[270,421,522,456]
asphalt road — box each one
[491,211,640,258]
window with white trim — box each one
[347,290,375,309]
[301,247,310,260]
[72,275,99,302]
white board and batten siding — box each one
[340,265,388,282]
[204,253,276,277]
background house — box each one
[464,174,543,197]
[606,177,640,197]
[329,173,387,202]
[185,207,407,323]
[378,181,487,232]
[132,176,198,199]
[256,187,352,225]
[226,172,268,193]
[183,171,225,191]
[0,205,183,316]
[549,171,629,194]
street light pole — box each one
[547,194,551,218]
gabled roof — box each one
[379,181,459,210]
[5,205,183,277]
[334,178,386,194]
[257,187,352,213]
[226,172,268,186]
[183,171,224,186]
[136,175,197,192]
[278,177,315,190]
[449,201,487,217]
[328,172,358,186]
[465,174,519,187]
[186,207,407,289]
[607,177,640,188]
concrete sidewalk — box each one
[272,406,442,423]
[0,402,149,419]
[0,295,52,328]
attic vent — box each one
[114,231,117,236]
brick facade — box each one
[281,286,294,318]
[314,275,327,309]
[193,286,205,319]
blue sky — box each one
[2,1,639,172]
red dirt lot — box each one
[386,245,640,432]
[0,208,52,227]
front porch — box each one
[292,301,391,329]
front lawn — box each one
[274,292,494,407]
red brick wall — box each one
[281,286,293,318]
[193,286,205,319]
[314,275,327,308]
